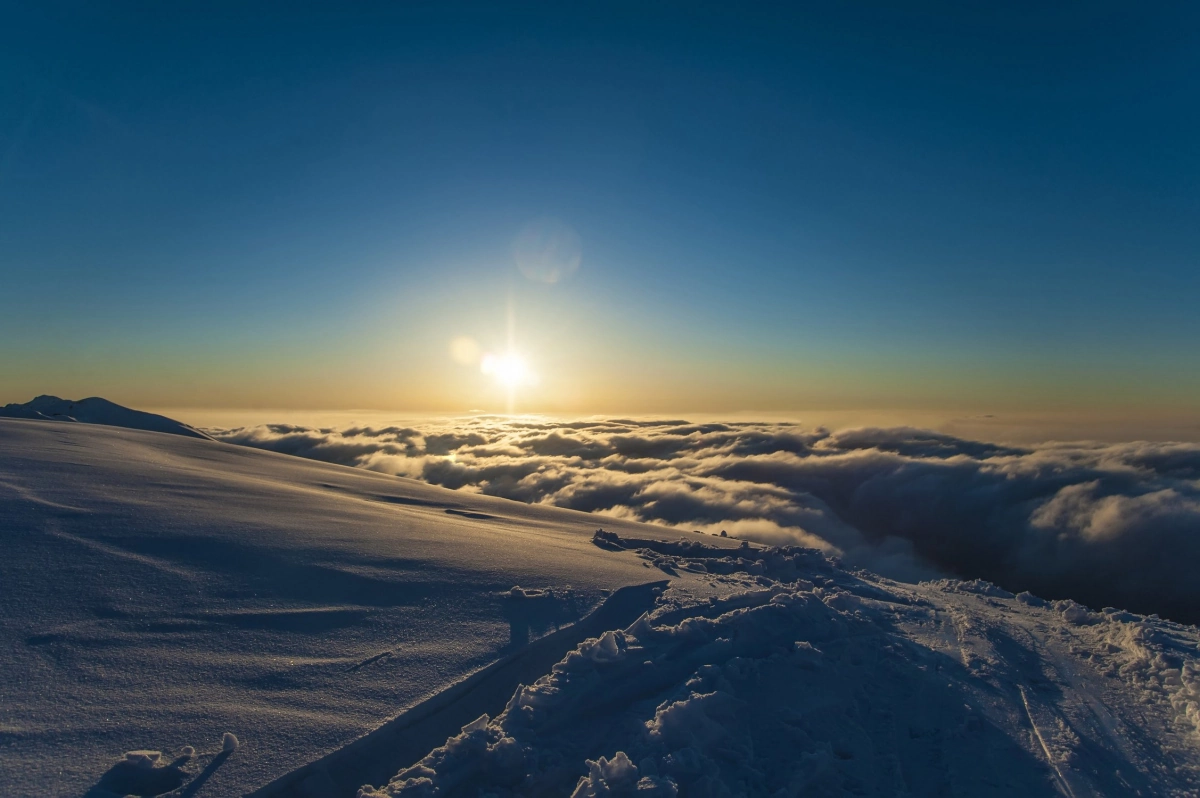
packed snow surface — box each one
[3,416,1199,796]
[0,394,212,439]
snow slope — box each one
[0,419,733,797]
[0,395,212,439]
[3,417,1198,797]
[358,535,1200,797]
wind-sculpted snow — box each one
[358,532,1200,797]
[212,418,1200,623]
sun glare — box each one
[481,352,533,389]
[479,351,535,414]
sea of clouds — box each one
[209,418,1200,623]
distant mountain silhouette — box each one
[0,395,212,439]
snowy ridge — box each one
[359,533,1200,797]
[0,395,212,439]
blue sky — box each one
[1,3,1198,415]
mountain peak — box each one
[0,396,211,440]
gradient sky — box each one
[2,3,1198,419]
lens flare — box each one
[449,336,481,366]
[513,217,582,284]
[480,352,532,388]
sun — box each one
[479,351,535,414]
[481,352,533,389]
[448,336,537,413]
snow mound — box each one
[124,750,163,767]
[360,532,1200,797]
[92,746,197,796]
[89,736,238,796]
[1017,590,1048,607]
[928,578,1015,599]
[0,395,211,439]
[1055,599,1100,626]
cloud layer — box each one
[210,418,1200,623]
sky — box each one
[1,3,1198,425]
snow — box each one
[358,534,1200,797]
[0,395,212,439]
[0,418,731,796]
[3,413,1199,796]
[90,738,232,797]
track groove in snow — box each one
[1019,685,1079,798]
[251,581,667,798]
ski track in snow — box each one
[1018,685,1078,798]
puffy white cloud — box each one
[208,418,1200,622]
